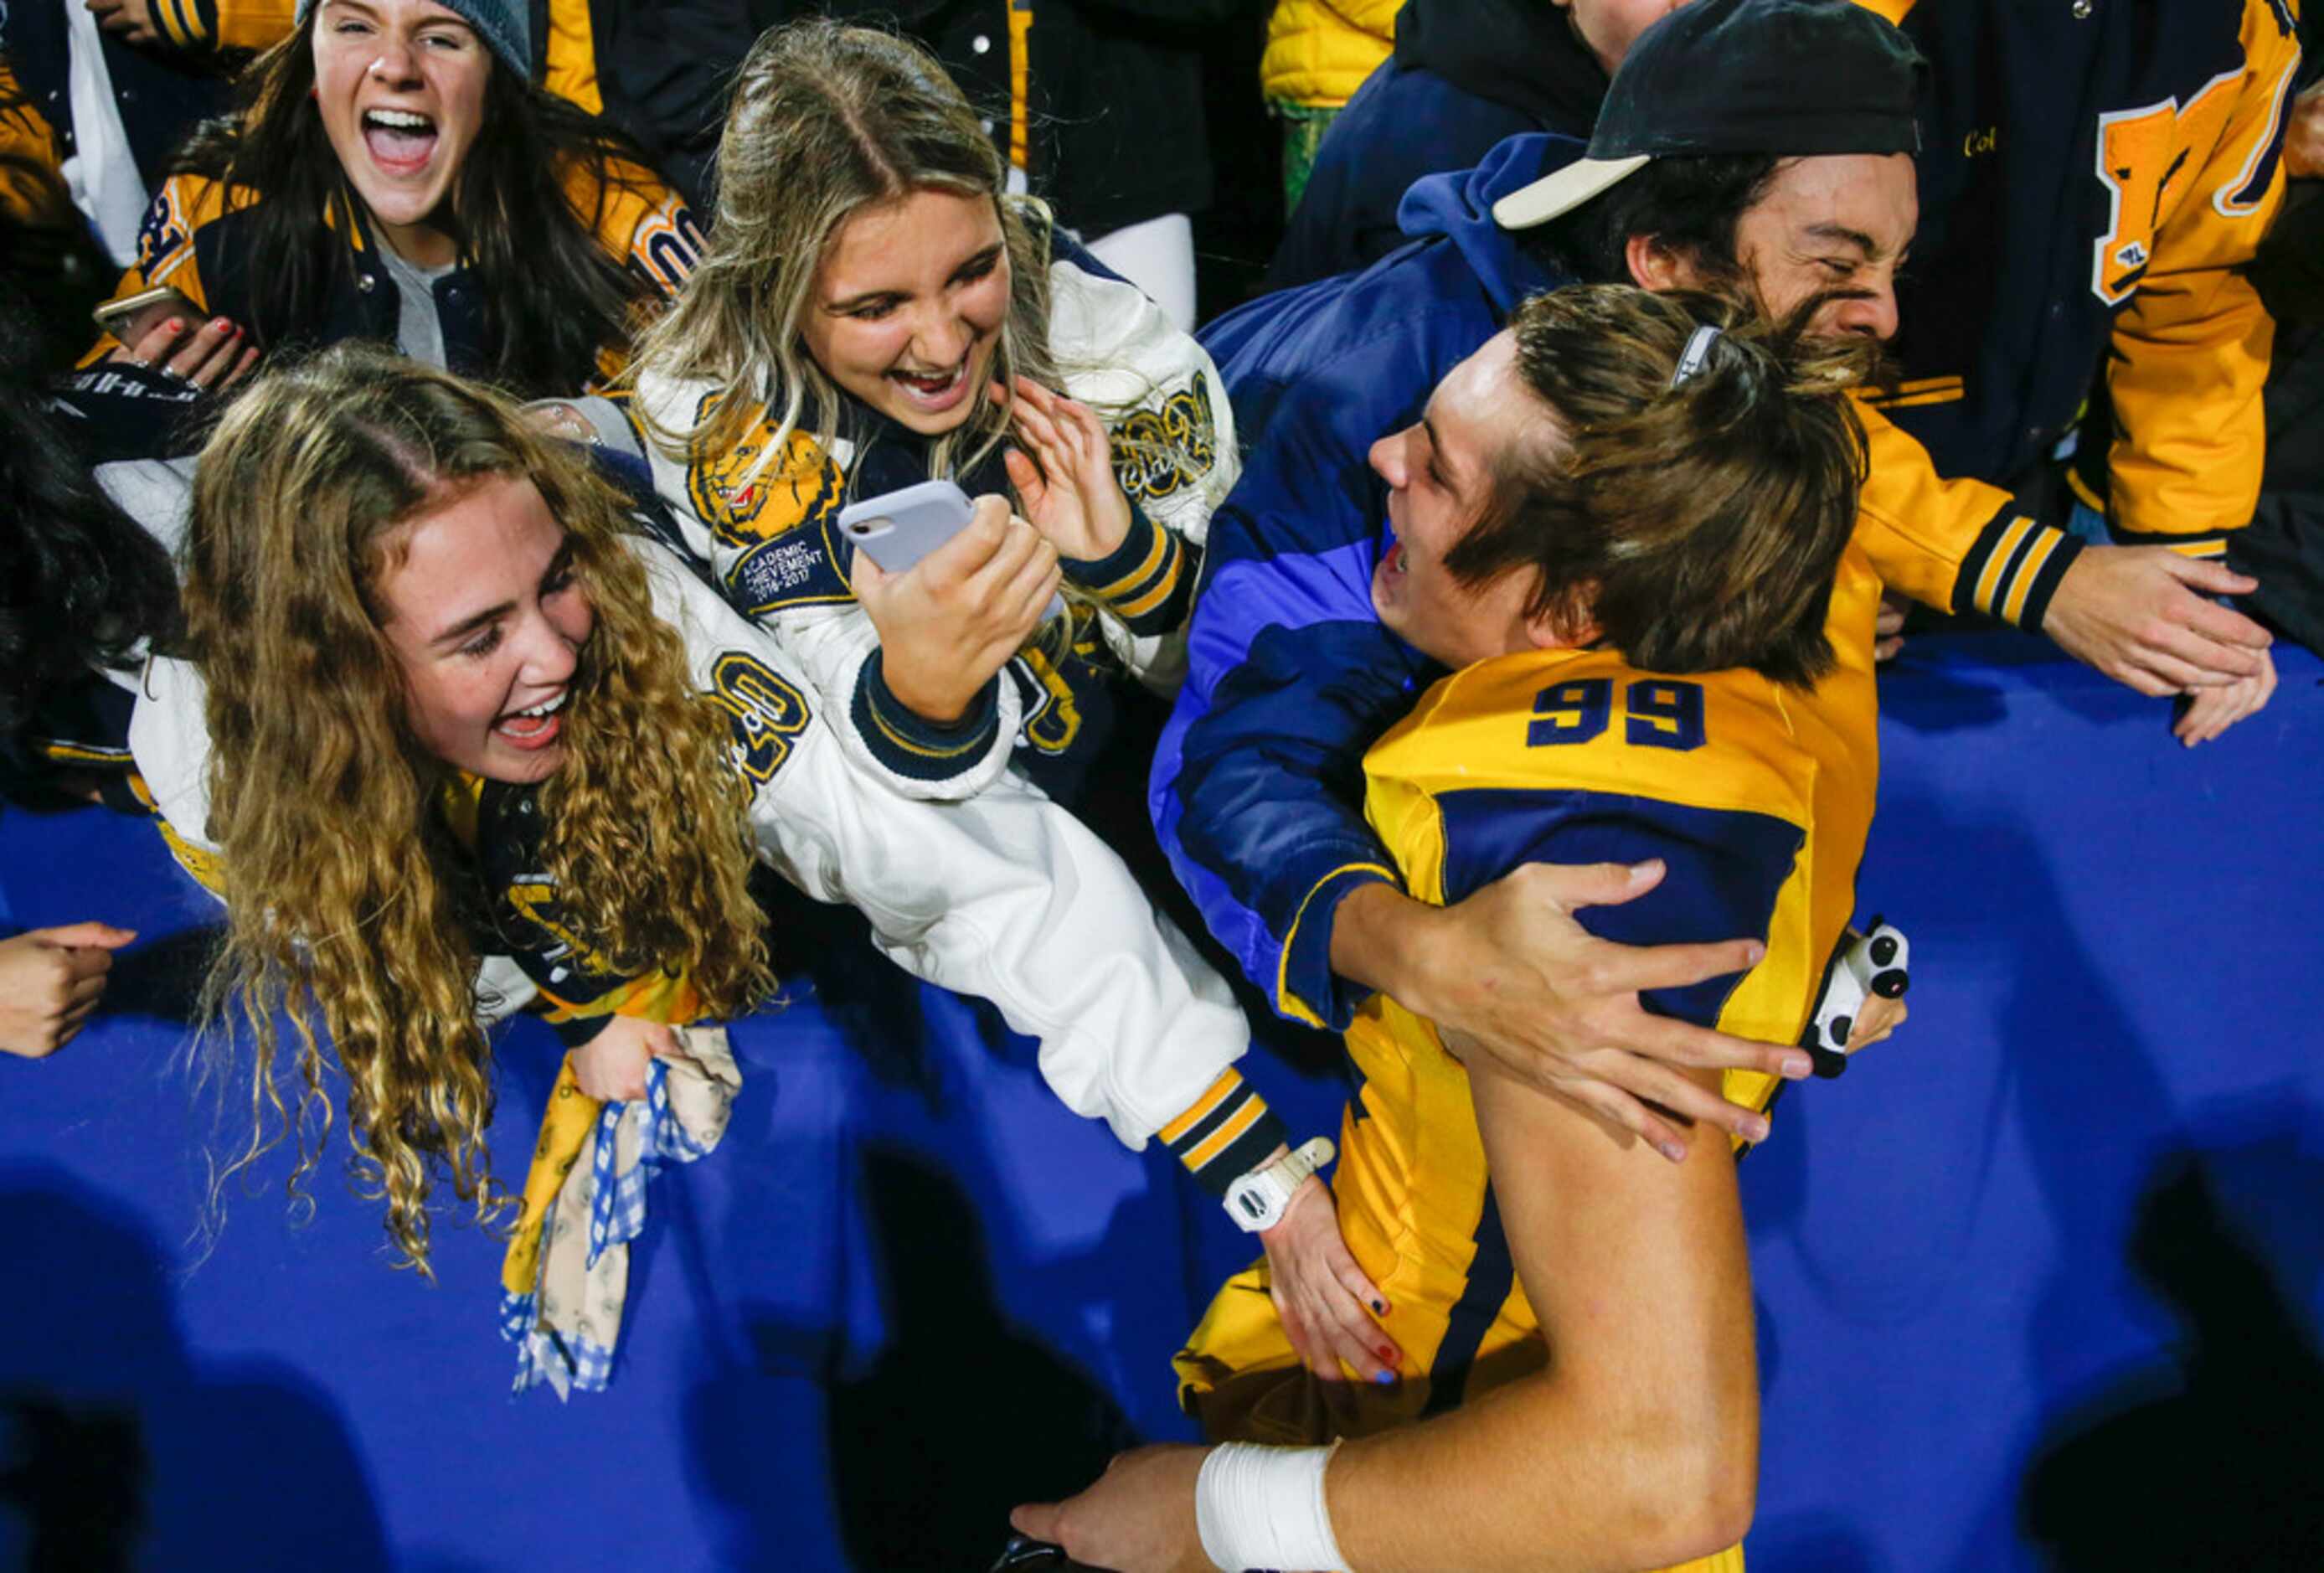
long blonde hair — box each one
[183,347,770,1275]
[628,18,1056,482]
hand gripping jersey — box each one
[127,534,1283,1182]
[1175,544,1884,1519]
[590,238,1238,801]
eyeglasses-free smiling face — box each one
[311,0,493,268]
[799,187,1013,436]
[1368,331,1573,671]
[374,472,594,785]
[1730,152,1919,343]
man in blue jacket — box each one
[1152,0,2275,1165]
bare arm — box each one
[1327,1060,1760,1571]
[1013,1061,1761,1572]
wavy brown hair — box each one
[628,18,1057,483]
[1445,286,1878,687]
[183,346,770,1274]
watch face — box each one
[1229,1174,1286,1230]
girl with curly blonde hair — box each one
[144,345,768,1273]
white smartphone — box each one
[837,479,1063,619]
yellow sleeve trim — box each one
[1183,1097,1268,1172]
[1158,1068,1243,1145]
[1093,522,1172,603]
[154,0,208,49]
[1970,515,2038,616]
[2001,530,2063,626]
[865,684,995,761]
[1273,860,1399,1028]
[1112,547,1188,622]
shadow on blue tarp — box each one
[0,1173,389,1572]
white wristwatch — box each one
[1224,1136,1336,1233]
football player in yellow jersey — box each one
[1017,284,1905,1571]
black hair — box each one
[170,20,662,396]
[0,285,180,757]
[0,150,115,375]
[1523,153,1786,286]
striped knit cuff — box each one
[1160,1069,1291,1199]
[1953,509,2084,632]
[1060,501,1196,636]
[850,649,1002,786]
[155,0,214,48]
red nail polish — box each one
[166,319,183,333]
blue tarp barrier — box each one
[3,630,2319,1570]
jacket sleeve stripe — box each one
[2000,529,2064,625]
[849,652,1005,783]
[1159,1068,1245,1144]
[1969,514,2039,616]
[1275,860,1399,1028]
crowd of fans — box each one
[3,0,2317,1567]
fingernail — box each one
[1629,858,1663,884]
[1371,1298,1386,1315]
[1373,1369,1395,1386]
[1781,1053,1812,1080]
[1741,1116,1770,1142]
[212,317,231,332]
[166,318,183,333]
[1660,1140,1688,1163]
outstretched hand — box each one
[1259,1165,1401,1385]
[1012,1444,1213,1573]
[2176,644,2277,746]
[0,922,136,1058]
[997,376,1134,563]
[1335,863,1808,1163]
[2043,545,2271,698]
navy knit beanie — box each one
[296,0,533,83]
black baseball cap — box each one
[1492,0,1925,230]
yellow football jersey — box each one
[1177,544,1885,1573]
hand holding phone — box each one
[843,482,1063,725]
[97,290,259,394]
[93,286,202,345]
[841,480,1064,621]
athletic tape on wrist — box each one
[1194,1440,1351,1573]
